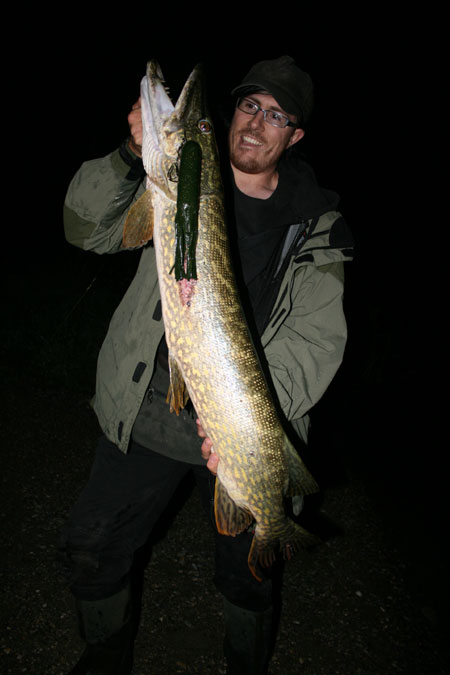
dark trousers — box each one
[60,435,273,611]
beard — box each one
[228,133,271,174]
[229,151,265,174]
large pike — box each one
[123,60,319,580]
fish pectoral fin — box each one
[283,438,319,497]
[214,479,253,537]
[122,191,154,248]
[166,353,189,415]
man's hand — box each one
[196,419,219,475]
[127,98,142,157]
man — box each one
[61,55,353,674]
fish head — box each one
[141,60,222,200]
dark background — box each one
[2,7,447,672]
[8,13,432,471]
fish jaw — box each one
[140,60,207,199]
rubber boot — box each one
[67,586,133,675]
[223,598,273,675]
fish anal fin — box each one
[214,479,253,537]
[166,353,189,415]
[123,191,154,248]
[283,438,319,497]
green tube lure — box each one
[174,140,202,281]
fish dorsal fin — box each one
[166,352,189,415]
[214,478,253,536]
[122,191,154,248]
[283,438,319,497]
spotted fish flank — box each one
[123,60,319,580]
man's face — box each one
[228,92,304,175]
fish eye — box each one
[198,118,212,133]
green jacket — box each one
[64,145,354,453]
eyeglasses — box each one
[236,97,297,128]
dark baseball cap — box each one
[231,55,314,125]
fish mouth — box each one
[142,60,206,159]
[140,60,207,196]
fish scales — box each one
[123,60,319,580]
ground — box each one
[1,248,448,674]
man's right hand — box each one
[196,419,219,476]
[127,98,142,157]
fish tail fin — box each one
[278,519,320,561]
[247,535,274,582]
[283,437,319,497]
[248,519,320,582]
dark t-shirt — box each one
[232,172,295,335]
